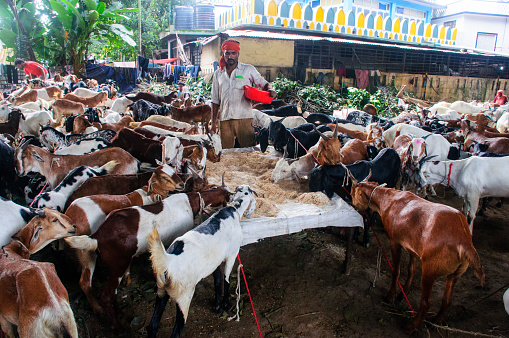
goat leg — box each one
[396,254,417,302]
[386,243,402,303]
[213,266,224,313]
[404,274,435,333]
[147,294,170,338]
[171,303,185,338]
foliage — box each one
[43,0,138,73]
[271,77,401,117]
[186,78,211,99]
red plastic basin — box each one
[244,85,274,104]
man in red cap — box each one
[14,58,48,80]
[211,39,276,149]
[494,89,508,105]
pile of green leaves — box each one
[186,78,212,99]
[271,77,401,117]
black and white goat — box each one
[30,161,117,212]
[146,185,257,338]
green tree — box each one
[0,0,43,61]
[45,0,138,74]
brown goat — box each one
[327,122,367,141]
[73,115,133,134]
[0,208,78,338]
[350,177,484,333]
[65,172,153,208]
[0,110,23,137]
[462,119,509,154]
[475,114,509,138]
[52,99,86,119]
[12,89,38,106]
[340,138,368,165]
[314,124,341,165]
[15,145,139,188]
[63,91,107,107]
[170,104,212,133]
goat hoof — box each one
[214,304,223,314]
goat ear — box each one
[30,226,41,246]
[333,122,339,138]
[155,159,163,166]
[247,186,258,197]
[32,208,46,218]
[348,170,358,188]
[32,153,44,162]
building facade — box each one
[432,0,509,53]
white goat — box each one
[504,288,509,315]
[19,111,55,136]
[53,138,110,155]
[449,101,484,115]
[110,96,133,114]
[0,197,34,247]
[30,161,117,212]
[496,112,509,133]
[146,185,257,338]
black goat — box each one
[269,121,330,158]
[130,99,170,122]
[253,126,269,152]
[0,110,23,137]
[262,104,300,117]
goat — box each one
[31,161,117,212]
[449,100,484,115]
[462,119,509,154]
[19,110,57,135]
[110,128,166,165]
[383,123,431,148]
[110,96,133,114]
[34,85,62,101]
[0,209,77,338]
[12,89,38,106]
[261,104,300,117]
[169,104,211,133]
[126,91,177,105]
[146,114,193,130]
[131,99,171,122]
[64,185,232,332]
[0,110,23,137]
[271,146,319,183]
[146,185,256,338]
[53,138,110,155]
[309,147,400,199]
[339,139,369,165]
[420,156,509,232]
[139,120,198,134]
[15,144,139,188]
[349,177,484,333]
[39,125,116,150]
[66,163,185,235]
[65,172,153,208]
[52,99,86,118]
[63,91,107,107]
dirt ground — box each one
[34,150,509,338]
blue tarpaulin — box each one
[85,63,137,94]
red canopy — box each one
[151,58,178,64]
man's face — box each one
[178,84,183,90]
[224,50,239,67]
[15,62,25,69]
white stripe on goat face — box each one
[161,164,177,177]
[411,138,426,162]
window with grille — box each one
[444,20,456,29]
[476,32,497,51]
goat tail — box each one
[465,244,485,286]
[148,228,170,291]
[99,160,120,174]
[64,235,98,252]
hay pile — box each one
[207,151,330,218]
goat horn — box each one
[332,121,339,139]
[313,124,330,141]
[418,155,438,165]
[222,172,226,187]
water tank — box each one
[194,3,215,30]
[174,6,194,30]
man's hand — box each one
[269,90,277,98]
[210,122,217,134]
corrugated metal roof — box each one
[223,29,509,57]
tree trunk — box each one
[6,0,37,61]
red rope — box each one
[237,254,263,338]
[341,186,415,316]
[288,131,321,165]
[29,182,48,208]
[447,162,453,187]
[1,328,4,338]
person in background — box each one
[211,39,276,149]
[14,58,48,80]
[177,82,190,101]
[494,89,508,105]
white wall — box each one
[433,13,509,53]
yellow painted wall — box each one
[200,38,221,74]
[233,37,294,67]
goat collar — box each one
[446,162,453,187]
[366,183,387,210]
